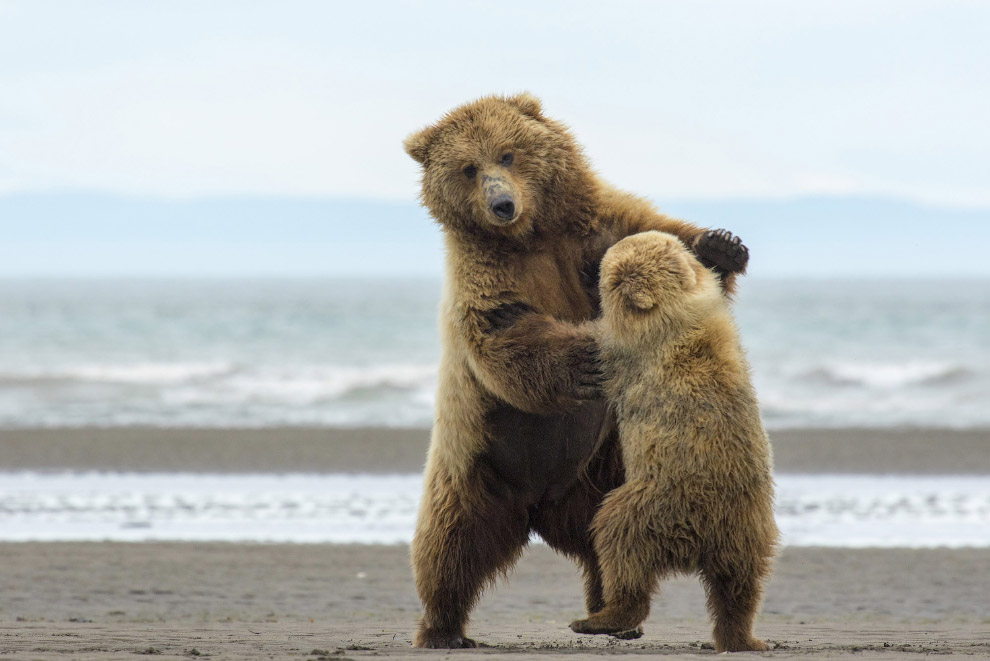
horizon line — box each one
[2,189,990,213]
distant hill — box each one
[661,196,990,278]
[0,194,440,277]
[1,193,988,277]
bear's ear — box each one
[508,92,543,120]
[403,125,439,164]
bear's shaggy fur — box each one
[569,231,778,652]
[403,93,750,648]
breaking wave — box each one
[0,362,439,428]
[796,362,975,389]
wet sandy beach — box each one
[1,543,989,659]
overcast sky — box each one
[1,1,989,278]
[1,0,988,207]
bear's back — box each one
[605,293,771,488]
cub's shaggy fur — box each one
[570,231,778,652]
[404,94,750,648]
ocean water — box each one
[0,277,988,429]
[1,472,988,547]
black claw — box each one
[695,227,749,275]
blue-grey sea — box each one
[1,277,988,430]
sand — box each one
[1,426,989,659]
[1,543,988,660]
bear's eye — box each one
[463,165,477,179]
[501,153,514,167]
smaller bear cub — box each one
[570,231,778,653]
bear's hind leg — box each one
[531,497,607,615]
[569,480,666,638]
[700,538,774,652]
[534,504,606,615]
[529,443,624,616]
[412,471,530,648]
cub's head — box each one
[404,93,590,241]
[599,231,718,338]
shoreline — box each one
[2,429,989,658]
[1,426,988,474]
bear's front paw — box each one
[566,336,604,401]
[413,631,478,649]
[693,228,749,275]
[483,301,535,333]
[717,637,769,653]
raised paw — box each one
[693,228,749,275]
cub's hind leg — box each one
[699,515,777,652]
[568,479,671,638]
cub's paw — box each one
[567,336,603,401]
[482,301,534,333]
[693,228,749,275]
[570,617,643,639]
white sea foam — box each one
[1,472,988,547]
[0,362,436,392]
[218,364,438,402]
[16,362,236,385]
[0,362,439,428]
[797,361,972,389]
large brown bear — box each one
[569,231,778,652]
[403,93,749,648]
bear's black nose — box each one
[491,195,515,220]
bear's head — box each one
[599,231,719,340]
[404,93,594,242]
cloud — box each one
[0,1,988,206]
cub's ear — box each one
[616,279,656,311]
[604,263,657,311]
[508,92,543,119]
[403,124,439,164]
